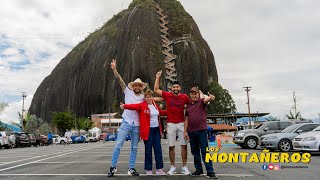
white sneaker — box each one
[181,166,191,175]
[167,166,177,175]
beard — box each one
[134,89,141,94]
[173,90,180,94]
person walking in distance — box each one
[107,59,146,177]
[154,70,191,175]
[184,87,218,179]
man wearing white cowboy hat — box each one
[108,59,147,177]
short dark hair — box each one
[172,81,180,86]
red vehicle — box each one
[39,135,49,146]
[99,133,107,141]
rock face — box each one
[29,0,218,121]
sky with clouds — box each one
[0,0,319,124]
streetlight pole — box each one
[21,92,27,132]
[243,87,252,129]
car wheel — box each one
[5,145,10,149]
[60,140,65,144]
[245,137,258,149]
[278,139,292,152]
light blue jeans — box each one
[111,119,140,169]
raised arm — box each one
[204,92,215,104]
[110,59,126,92]
[154,70,163,96]
[120,102,142,112]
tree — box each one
[38,122,51,135]
[24,115,38,134]
[0,101,8,113]
[76,117,94,132]
[286,110,301,119]
[52,108,75,135]
[207,81,237,114]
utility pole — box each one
[243,87,252,129]
[21,92,27,132]
[293,91,297,115]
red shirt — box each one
[186,98,208,132]
[124,101,166,140]
[162,91,190,123]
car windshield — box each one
[281,124,300,133]
[313,126,320,131]
[255,123,263,129]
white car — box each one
[53,135,70,144]
[293,126,320,152]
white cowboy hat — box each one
[128,78,147,90]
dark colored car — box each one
[14,132,30,147]
[28,134,37,147]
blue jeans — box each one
[143,127,163,170]
[111,119,140,169]
[188,130,214,173]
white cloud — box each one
[0,94,33,124]
[0,0,319,122]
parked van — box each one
[0,131,10,149]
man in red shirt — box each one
[154,70,191,175]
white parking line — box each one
[34,161,195,164]
[0,145,102,172]
[0,173,254,177]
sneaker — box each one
[167,166,177,175]
[206,172,218,179]
[191,170,203,176]
[156,169,166,176]
[146,170,153,175]
[181,166,191,175]
[127,168,139,176]
[107,167,117,177]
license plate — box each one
[294,142,299,146]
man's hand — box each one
[110,59,117,70]
[184,132,189,141]
[156,70,162,78]
[120,102,124,110]
[208,92,215,101]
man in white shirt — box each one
[108,59,146,177]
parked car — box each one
[234,121,295,149]
[105,134,117,141]
[52,135,68,144]
[99,133,107,141]
[39,135,49,146]
[293,126,320,152]
[14,132,30,147]
[28,133,37,147]
[71,135,86,143]
[260,123,320,152]
[0,131,10,149]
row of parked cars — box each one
[0,131,49,149]
[234,120,320,152]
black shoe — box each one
[191,170,203,176]
[127,168,139,176]
[206,172,218,179]
[108,167,117,177]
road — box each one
[0,140,319,180]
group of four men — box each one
[107,59,218,179]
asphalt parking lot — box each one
[0,140,319,180]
